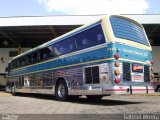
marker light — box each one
[151,60,154,65]
[115,70,120,75]
[115,62,120,67]
[115,78,121,84]
[151,74,155,78]
[102,75,107,81]
[114,53,120,59]
[151,66,154,71]
[151,80,155,85]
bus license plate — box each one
[132,75,142,81]
[132,63,143,73]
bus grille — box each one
[123,62,131,81]
[85,66,100,84]
[144,65,150,82]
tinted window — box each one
[53,24,105,55]
[28,52,38,64]
[19,56,28,66]
[75,24,105,50]
[39,46,54,60]
[11,61,15,69]
[12,60,18,69]
[54,37,76,55]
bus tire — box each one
[55,80,68,101]
[86,95,103,100]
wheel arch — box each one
[53,77,69,95]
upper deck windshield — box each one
[110,16,150,46]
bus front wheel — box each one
[55,80,68,101]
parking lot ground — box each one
[0,91,12,96]
[129,93,160,96]
[0,92,160,115]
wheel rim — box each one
[58,84,65,98]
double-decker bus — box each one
[6,15,154,100]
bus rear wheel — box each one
[86,95,103,100]
[55,80,68,101]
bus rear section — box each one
[102,15,154,95]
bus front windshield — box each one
[110,16,150,46]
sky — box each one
[0,0,159,17]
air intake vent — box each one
[85,66,100,84]
[123,62,131,81]
[144,65,150,82]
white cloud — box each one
[38,0,149,15]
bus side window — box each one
[97,33,104,43]
[39,46,54,61]
[82,39,91,48]
[20,57,27,66]
[11,62,14,69]
[54,37,76,55]
[14,60,19,68]
[59,47,66,54]
[31,55,36,63]
[75,24,105,50]
[33,53,38,63]
[28,52,38,64]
